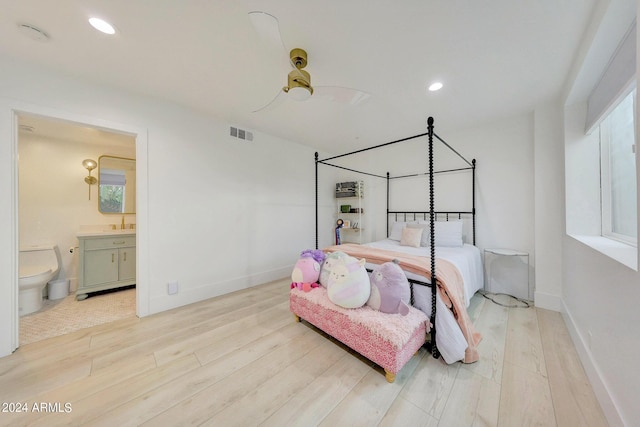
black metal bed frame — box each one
[314,117,476,359]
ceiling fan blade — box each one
[252,88,287,113]
[248,11,286,51]
[313,86,372,106]
[249,11,301,75]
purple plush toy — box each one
[366,259,411,316]
[291,249,326,292]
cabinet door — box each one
[119,248,136,281]
[84,249,119,287]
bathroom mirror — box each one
[98,155,136,214]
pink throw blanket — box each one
[324,243,481,363]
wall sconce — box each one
[82,159,97,200]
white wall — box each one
[562,88,640,427]
[445,114,535,260]
[0,57,328,356]
[563,238,640,426]
[558,1,639,425]
[564,102,602,236]
[18,131,136,292]
[533,102,565,310]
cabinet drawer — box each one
[84,236,136,250]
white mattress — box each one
[362,239,484,364]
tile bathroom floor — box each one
[19,287,136,345]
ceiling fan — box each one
[248,11,372,112]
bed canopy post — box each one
[315,152,319,250]
[427,116,440,359]
[386,172,390,238]
[472,158,476,245]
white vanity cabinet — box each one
[76,232,136,300]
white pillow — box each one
[434,220,463,247]
[389,221,406,241]
[400,227,423,248]
[407,223,430,247]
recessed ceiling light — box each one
[428,82,443,92]
[89,17,116,35]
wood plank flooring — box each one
[0,279,608,426]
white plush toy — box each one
[326,255,371,309]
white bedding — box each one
[364,239,483,306]
[363,239,484,364]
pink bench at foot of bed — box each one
[290,287,429,383]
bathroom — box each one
[18,113,137,344]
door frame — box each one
[1,99,149,354]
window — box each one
[99,169,126,213]
[599,89,637,246]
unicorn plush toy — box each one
[291,249,326,292]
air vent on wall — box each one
[230,126,253,141]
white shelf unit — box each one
[336,181,364,244]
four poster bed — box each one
[290,117,482,379]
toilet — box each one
[19,244,61,316]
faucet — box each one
[121,215,125,230]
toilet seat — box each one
[19,265,52,280]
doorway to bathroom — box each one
[16,113,139,345]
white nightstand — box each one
[484,248,531,301]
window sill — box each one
[569,234,638,271]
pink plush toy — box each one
[366,259,411,316]
[291,250,326,292]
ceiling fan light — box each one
[288,86,312,101]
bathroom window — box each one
[99,169,126,213]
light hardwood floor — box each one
[0,278,608,426]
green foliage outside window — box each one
[100,185,125,213]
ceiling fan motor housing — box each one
[287,69,313,92]
[285,48,313,95]
[290,48,308,69]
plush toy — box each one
[319,251,349,287]
[326,255,371,308]
[291,249,326,292]
[366,259,411,316]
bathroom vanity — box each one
[76,230,136,300]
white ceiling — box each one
[0,0,602,152]
[18,113,135,149]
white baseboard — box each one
[533,290,562,311]
[148,265,292,315]
[561,300,626,427]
